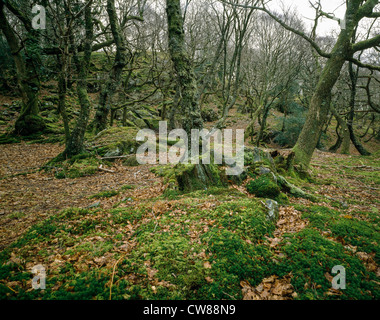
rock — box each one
[152,161,228,192]
[258,166,271,175]
[89,127,141,157]
[122,155,140,166]
[87,201,101,208]
[104,147,122,158]
[264,199,279,221]
[228,168,248,185]
[143,118,160,130]
[244,146,277,173]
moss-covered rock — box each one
[244,147,277,175]
[52,153,100,179]
[246,173,281,199]
[152,161,228,192]
[89,127,140,157]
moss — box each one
[89,127,140,157]
[213,199,276,241]
[302,206,380,262]
[244,147,277,173]
[199,229,274,298]
[152,162,227,192]
[292,144,311,171]
[122,156,140,166]
[275,192,290,205]
[44,122,64,134]
[274,229,379,300]
[89,190,119,199]
[0,134,21,144]
[45,153,100,179]
[14,114,46,136]
[246,173,281,198]
[120,184,136,191]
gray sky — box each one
[267,0,347,35]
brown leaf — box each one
[205,276,214,283]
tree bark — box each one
[330,106,350,154]
[347,61,371,155]
[92,0,129,133]
[0,3,44,135]
[292,0,378,168]
[166,0,203,137]
[63,4,93,158]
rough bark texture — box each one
[93,0,128,133]
[330,107,350,154]
[293,48,346,168]
[293,0,378,168]
[347,61,371,156]
[63,5,93,158]
[166,0,203,136]
[0,3,45,135]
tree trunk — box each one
[292,0,378,168]
[256,105,270,146]
[166,0,203,137]
[63,4,93,158]
[0,4,44,136]
[293,35,350,168]
[93,0,128,133]
[57,48,71,144]
[347,61,371,156]
[330,106,350,154]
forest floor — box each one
[0,141,379,300]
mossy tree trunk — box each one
[63,4,93,158]
[165,0,230,191]
[0,2,45,136]
[293,0,379,168]
[166,0,203,137]
[293,48,347,169]
[56,29,71,144]
[92,0,136,133]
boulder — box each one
[89,127,141,158]
[264,199,279,222]
[151,161,228,192]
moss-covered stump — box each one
[152,162,228,192]
[14,114,46,136]
[88,127,140,158]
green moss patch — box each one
[89,190,119,199]
[274,229,379,300]
[302,206,380,263]
[51,153,100,179]
[152,162,228,193]
[246,173,281,198]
